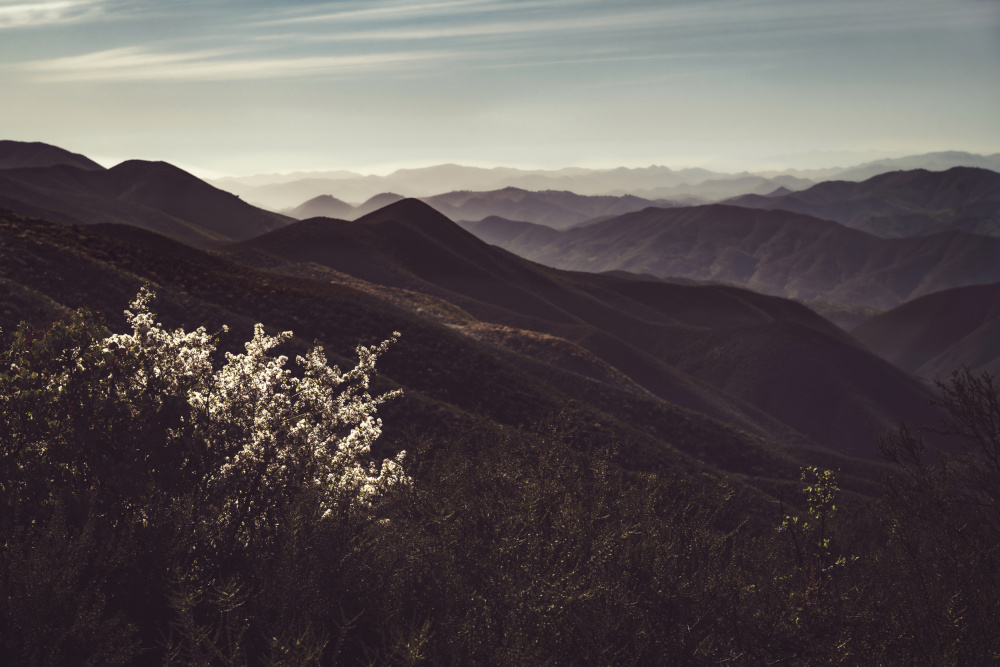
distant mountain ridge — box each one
[730,167,1000,238]
[286,187,679,230]
[463,203,1000,310]
[212,150,1000,211]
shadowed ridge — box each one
[0,157,291,247]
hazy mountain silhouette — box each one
[423,187,672,230]
[221,199,937,458]
[730,167,1000,238]
[634,175,814,201]
[355,192,407,217]
[212,164,731,209]
[285,187,678,229]
[212,152,1000,210]
[0,160,290,247]
[465,203,1000,310]
[853,282,1000,378]
[289,194,355,220]
[0,140,105,172]
[832,151,1000,182]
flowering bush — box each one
[0,286,407,531]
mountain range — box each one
[211,151,1000,211]
[462,201,1000,310]
[289,187,682,230]
[6,138,998,497]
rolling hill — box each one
[0,139,105,171]
[288,194,355,220]
[852,282,1000,378]
[0,159,291,247]
[465,203,1000,310]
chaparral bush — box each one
[0,287,406,665]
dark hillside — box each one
[0,161,290,247]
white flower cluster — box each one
[107,287,407,521]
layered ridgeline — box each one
[0,141,290,247]
[213,150,1000,211]
[214,163,805,210]
[729,167,1000,238]
[853,281,1000,378]
[287,187,681,229]
[223,199,937,461]
[463,204,1000,310]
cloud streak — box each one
[17,45,455,82]
[0,0,103,28]
[248,0,1000,45]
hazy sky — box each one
[2,0,998,176]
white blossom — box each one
[105,286,407,523]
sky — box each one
[1,0,998,177]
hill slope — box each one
[852,282,1000,378]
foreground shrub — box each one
[0,288,404,664]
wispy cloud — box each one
[17,45,454,82]
[239,0,999,56]
[253,0,490,27]
[0,0,103,28]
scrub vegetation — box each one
[1,292,997,665]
